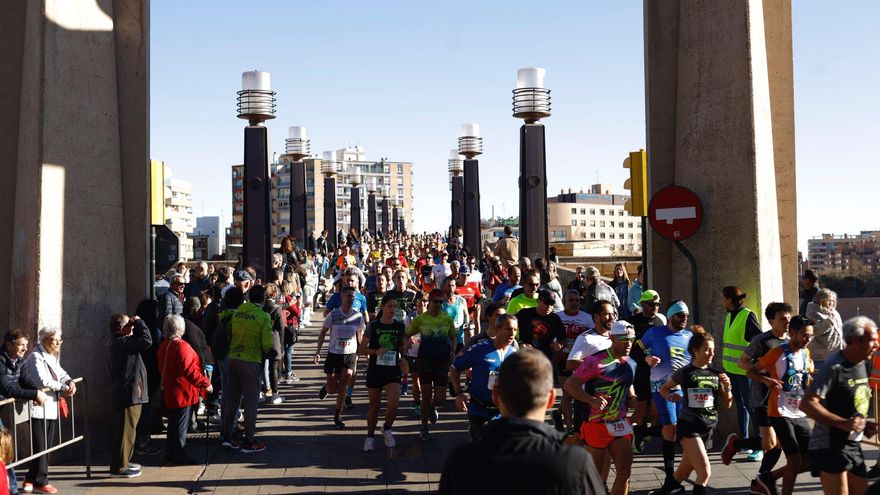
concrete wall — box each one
[0,0,150,438]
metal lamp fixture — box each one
[285,126,310,160]
[512,67,551,123]
[448,149,464,176]
[284,126,310,248]
[514,67,550,261]
[237,70,277,125]
[459,124,483,256]
[458,123,483,159]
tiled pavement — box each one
[38,323,871,494]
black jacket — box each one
[158,290,184,325]
[439,417,605,495]
[108,319,152,409]
[0,350,43,401]
[183,318,214,367]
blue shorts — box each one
[653,391,682,426]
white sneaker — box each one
[382,429,396,448]
[270,395,284,405]
[363,437,375,452]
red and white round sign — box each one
[648,186,704,241]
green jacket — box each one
[229,301,273,364]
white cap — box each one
[609,320,635,337]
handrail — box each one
[1,377,90,478]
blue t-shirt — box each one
[452,340,516,418]
[325,291,368,314]
[639,325,693,392]
[442,297,469,344]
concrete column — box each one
[644,0,794,333]
[0,0,150,424]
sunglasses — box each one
[643,302,660,307]
[674,312,688,318]
[615,336,635,342]
[430,299,443,304]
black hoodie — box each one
[440,417,605,495]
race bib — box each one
[377,350,397,367]
[688,387,714,408]
[487,371,499,391]
[780,392,802,414]
[604,419,633,437]
[337,337,356,354]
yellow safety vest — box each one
[722,308,752,375]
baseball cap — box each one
[585,266,601,280]
[459,265,470,275]
[639,290,660,304]
[666,301,690,319]
[234,270,253,282]
[610,320,635,337]
[537,288,557,304]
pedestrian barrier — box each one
[0,377,91,478]
[867,377,880,447]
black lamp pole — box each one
[284,126,309,249]
[459,124,484,257]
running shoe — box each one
[747,449,764,462]
[646,480,685,495]
[551,410,565,431]
[632,427,652,454]
[222,438,241,450]
[412,403,421,416]
[240,440,267,453]
[270,395,284,405]
[128,463,142,471]
[344,395,354,409]
[135,443,162,456]
[287,372,301,382]
[419,426,432,441]
[318,385,328,400]
[867,464,880,482]
[22,482,33,493]
[363,437,375,452]
[110,468,142,478]
[383,429,396,448]
[334,416,346,429]
[721,433,740,465]
[754,472,778,495]
[430,407,439,424]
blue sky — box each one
[151,1,879,253]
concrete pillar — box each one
[644,0,795,338]
[0,0,150,428]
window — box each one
[571,208,577,214]
[397,187,404,197]
[609,210,615,216]
[384,177,390,185]
[600,209,605,215]
[580,208,586,215]
[383,165,390,174]
[599,221,605,227]
[628,222,634,228]
[397,164,404,174]
[610,233,615,239]
[590,220,596,227]
[590,233,596,239]
[600,233,606,239]
[580,220,587,226]
[571,220,577,226]
[590,208,596,215]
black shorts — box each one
[768,416,810,456]
[752,406,771,428]
[634,361,652,401]
[675,419,715,448]
[406,356,417,370]
[416,357,450,387]
[810,443,867,477]
[366,367,402,389]
[324,352,356,375]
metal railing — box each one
[0,377,91,478]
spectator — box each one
[0,428,11,495]
[582,266,619,315]
[799,269,819,317]
[609,263,632,319]
[806,288,845,367]
[157,315,212,465]
[439,349,604,495]
[493,225,519,268]
[159,274,185,325]
[108,314,151,478]
[23,328,74,494]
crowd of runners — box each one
[106,226,880,495]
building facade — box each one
[192,216,224,260]
[164,166,195,261]
[807,231,880,275]
[232,146,414,245]
[546,184,642,256]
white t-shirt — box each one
[556,310,595,354]
[323,307,366,355]
[432,263,451,287]
[568,329,611,362]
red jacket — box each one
[157,338,210,409]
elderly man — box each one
[159,273,185,325]
[493,225,519,268]
[108,315,151,478]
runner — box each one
[747,315,815,495]
[314,286,366,428]
[406,289,456,440]
[655,326,732,495]
[404,292,429,414]
[366,273,388,319]
[640,300,694,492]
[449,314,518,441]
[554,289,595,430]
[386,269,417,323]
[563,320,637,495]
[722,302,793,494]
[323,269,370,409]
[440,277,470,351]
[802,316,879,495]
[359,294,409,451]
[515,288,565,363]
[567,300,616,435]
[506,271,539,316]
[628,290,666,453]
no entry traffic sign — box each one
[648,186,704,241]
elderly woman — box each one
[23,327,76,494]
[157,315,212,465]
[806,288,845,367]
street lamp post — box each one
[392,198,400,236]
[513,67,551,261]
[349,167,362,236]
[459,123,484,257]
[448,149,464,239]
[283,126,310,249]
[380,185,390,238]
[322,151,339,251]
[236,70,276,281]
[366,177,378,235]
